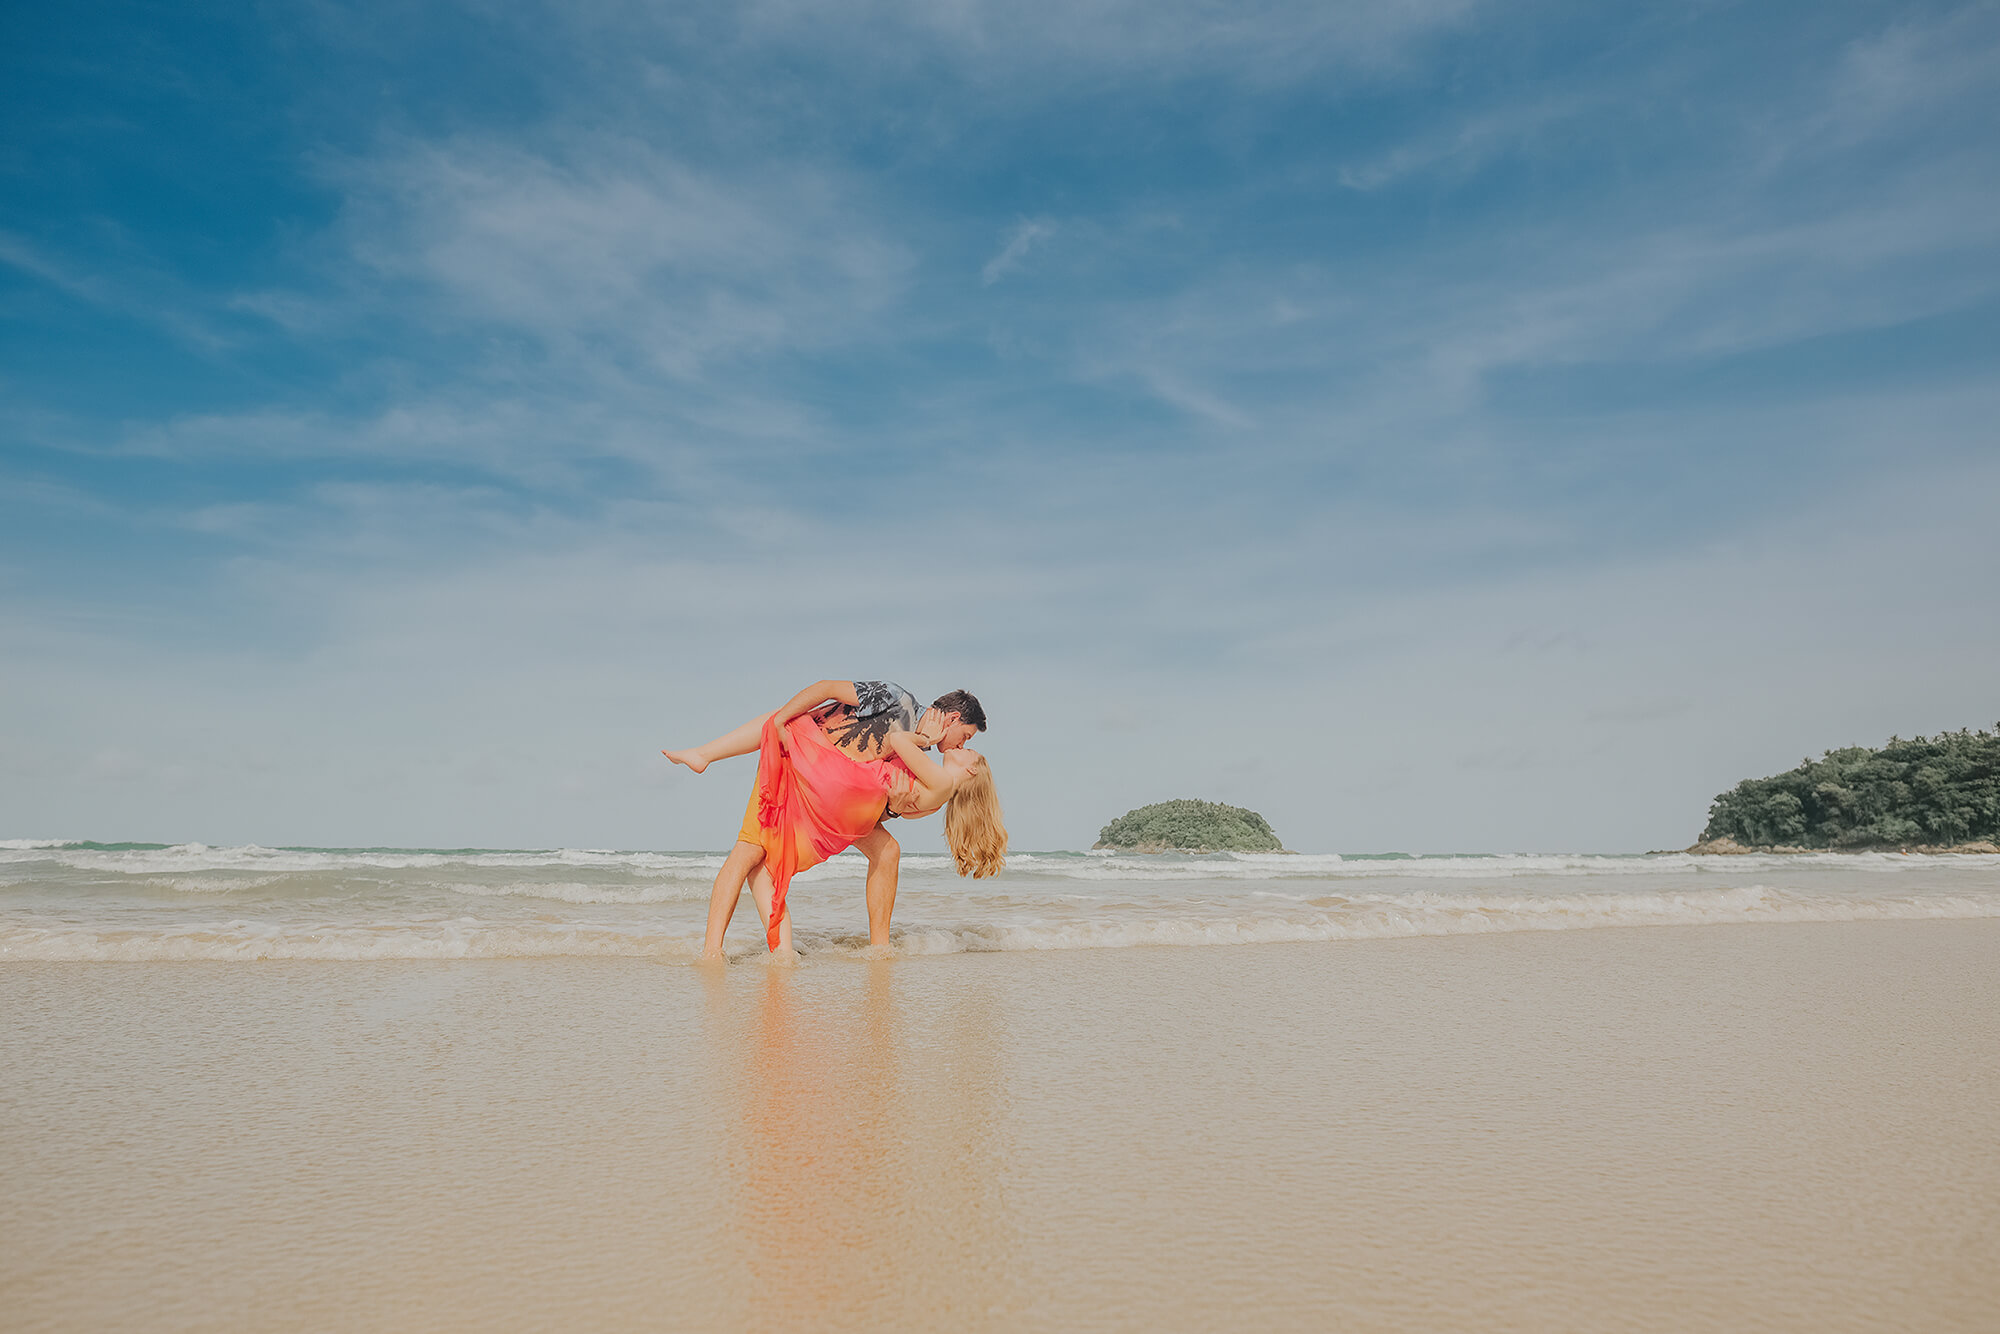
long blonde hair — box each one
[945,758,1007,878]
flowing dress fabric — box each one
[739,713,897,949]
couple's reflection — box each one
[738,960,903,1326]
[710,956,1021,1328]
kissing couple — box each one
[664,680,1007,957]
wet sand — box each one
[4,920,1998,1331]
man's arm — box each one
[773,680,861,728]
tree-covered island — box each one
[1694,727,2000,852]
[1095,799,1287,853]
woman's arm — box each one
[773,679,861,728]
[888,730,956,803]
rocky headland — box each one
[1690,727,1999,853]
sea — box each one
[4,838,1998,961]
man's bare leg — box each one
[852,825,901,948]
[664,711,776,775]
[746,865,795,957]
[701,840,766,957]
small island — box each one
[1692,726,2000,853]
[1095,799,1287,853]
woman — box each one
[684,692,1006,955]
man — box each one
[664,680,988,948]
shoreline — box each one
[7,839,1999,962]
[1686,835,2000,855]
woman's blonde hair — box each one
[945,758,1007,878]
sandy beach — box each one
[4,918,1996,1331]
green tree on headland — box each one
[1096,799,1285,853]
[1701,728,2000,849]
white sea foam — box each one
[161,875,293,894]
[6,883,1996,962]
[433,880,711,905]
[2,843,730,877]
[819,849,2000,882]
[1002,850,1999,879]
[0,920,699,962]
[8,837,1994,962]
[864,884,2000,954]
[8,840,1995,882]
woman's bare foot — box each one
[662,748,709,774]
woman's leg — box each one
[747,864,794,955]
[700,840,766,957]
[664,711,777,774]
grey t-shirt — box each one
[813,680,922,758]
[853,680,921,732]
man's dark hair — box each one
[931,689,987,732]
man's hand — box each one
[914,707,945,749]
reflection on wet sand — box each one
[725,960,1022,1328]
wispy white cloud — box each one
[1337,95,1592,191]
[316,138,913,376]
[1058,144,2000,454]
[1806,5,2000,148]
[0,232,117,303]
[0,231,235,350]
[1420,171,2000,385]
[1134,367,1254,429]
[740,0,1485,82]
[980,217,1055,284]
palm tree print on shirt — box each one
[815,680,921,758]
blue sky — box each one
[4,0,1997,852]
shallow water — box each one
[3,838,1998,960]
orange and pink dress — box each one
[737,712,913,949]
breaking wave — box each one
[6,838,1995,963]
[0,920,690,963]
[8,842,1994,883]
[5,883,1995,962]
[0,842,730,877]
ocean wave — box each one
[1000,850,2000,879]
[14,841,1992,883]
[6,884,1995,962]
[0,842,731,877]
